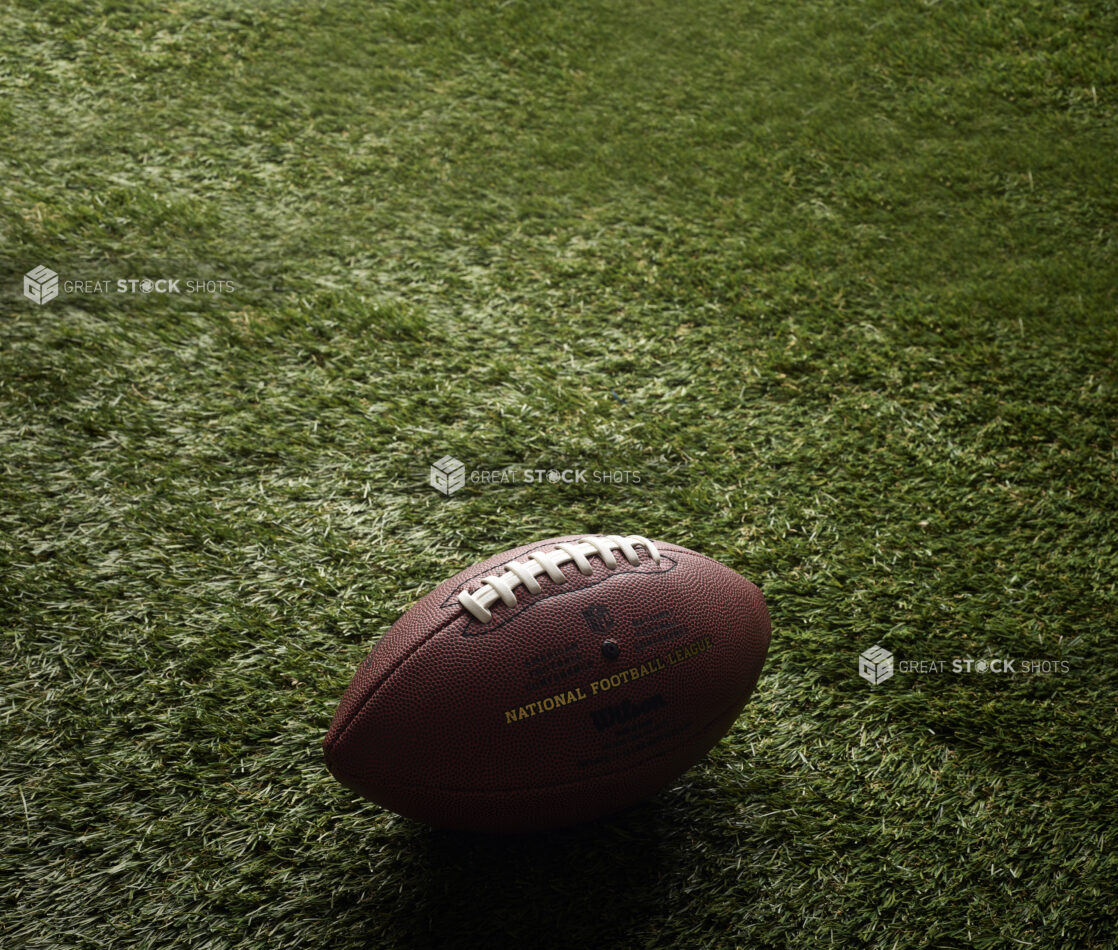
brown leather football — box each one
[323,535,771,833]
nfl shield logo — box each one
[582,604,614,633]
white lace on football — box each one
[458,535,661,623]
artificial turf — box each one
[1,0,1116,947]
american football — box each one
[324,534,770,832]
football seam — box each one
[326,544,667,753]
[325,548,740,774]
[459,554,678,636]
[323,607,465,755]
[436,536,590,608]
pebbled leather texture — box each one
[324,536,771,833]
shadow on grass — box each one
[343,785,760,950]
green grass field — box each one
[2,1,1116,947]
